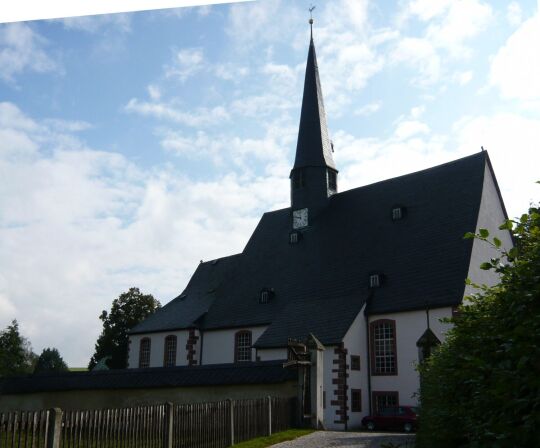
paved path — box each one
[273,431,415,448]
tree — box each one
[89,287,161,370]
[34,347,68,373]
[0,320,36,377]
[417,206,540,448]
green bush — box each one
[416,206,540,448]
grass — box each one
[233,429,315,447]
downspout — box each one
[364,292,373,415]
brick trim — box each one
[186,329,199,366]
[332,343,349,425]
[369,319,398,376]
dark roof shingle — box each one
[132,152,488,347]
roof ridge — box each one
[333,151,486,198]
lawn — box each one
[233,429,315,447]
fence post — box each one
[45,408,62,448]
[267,396,272,436]
[163,402,173,448]
[228,399,234,446]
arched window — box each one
[139,337,151,368]
[370,319,397,375]
[163,335,177,367]
[235,330,252,362]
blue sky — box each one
[1,0,539,366]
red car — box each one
[362,406,418,432]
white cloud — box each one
[165,48,205,81]
[424,0,493,56]
[159,124,292,172]
[404,0,453,21]
[391,37,441,85]
[226,0,299,47]
[0,23,58,83]
[60,13,132,33]
[395,120,430,140]
[43,119,93,132]
[452,70,473,85]
[147,84,162,101]
[507,2,523,26]
[454,113,540,216]
[354,101,382,116]
[490,12,540,101]
[124,98,230,127]
[394,0,493,85]
[214,63,250,81]
[0,103,290,366]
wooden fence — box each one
[0,397,296,448]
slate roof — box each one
[131,151,490,349]
[293,36,336,171]
[0,361,295,395]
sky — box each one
[1,0,539,367]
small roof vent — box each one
[259,288,274,304]
[289,232,301,244]
[179,293,187,301]
[211,259,219,265]
[369,274,381,288]
[392,206,406,220]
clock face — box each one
[292,208,308,229]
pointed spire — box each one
[293,17,336,171]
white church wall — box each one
[369,307,453,407]
[342,307,368,429]
[465,162,514,297]
[257,348,287,361]
[202,326,267,365]
[128,330,190,368]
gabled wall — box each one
[465,161,513,296]
[368,307,453,413]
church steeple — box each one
[290,17,338,223]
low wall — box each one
[0,381,298,412]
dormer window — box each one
[289,232,299,244]
[370,274,381,288]
[260,288,273,304]
[392,206,406,220]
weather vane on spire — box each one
[309,5,315,36]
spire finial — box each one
[308,5,315,38]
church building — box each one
[127,25,513,430]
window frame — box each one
[138,337,151,368]
[370,319,398,376]
[350,355,361,371]
[351,389,362,412]
[372,391,399,414]
[234,330,252,363]
[163,335,177,367]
